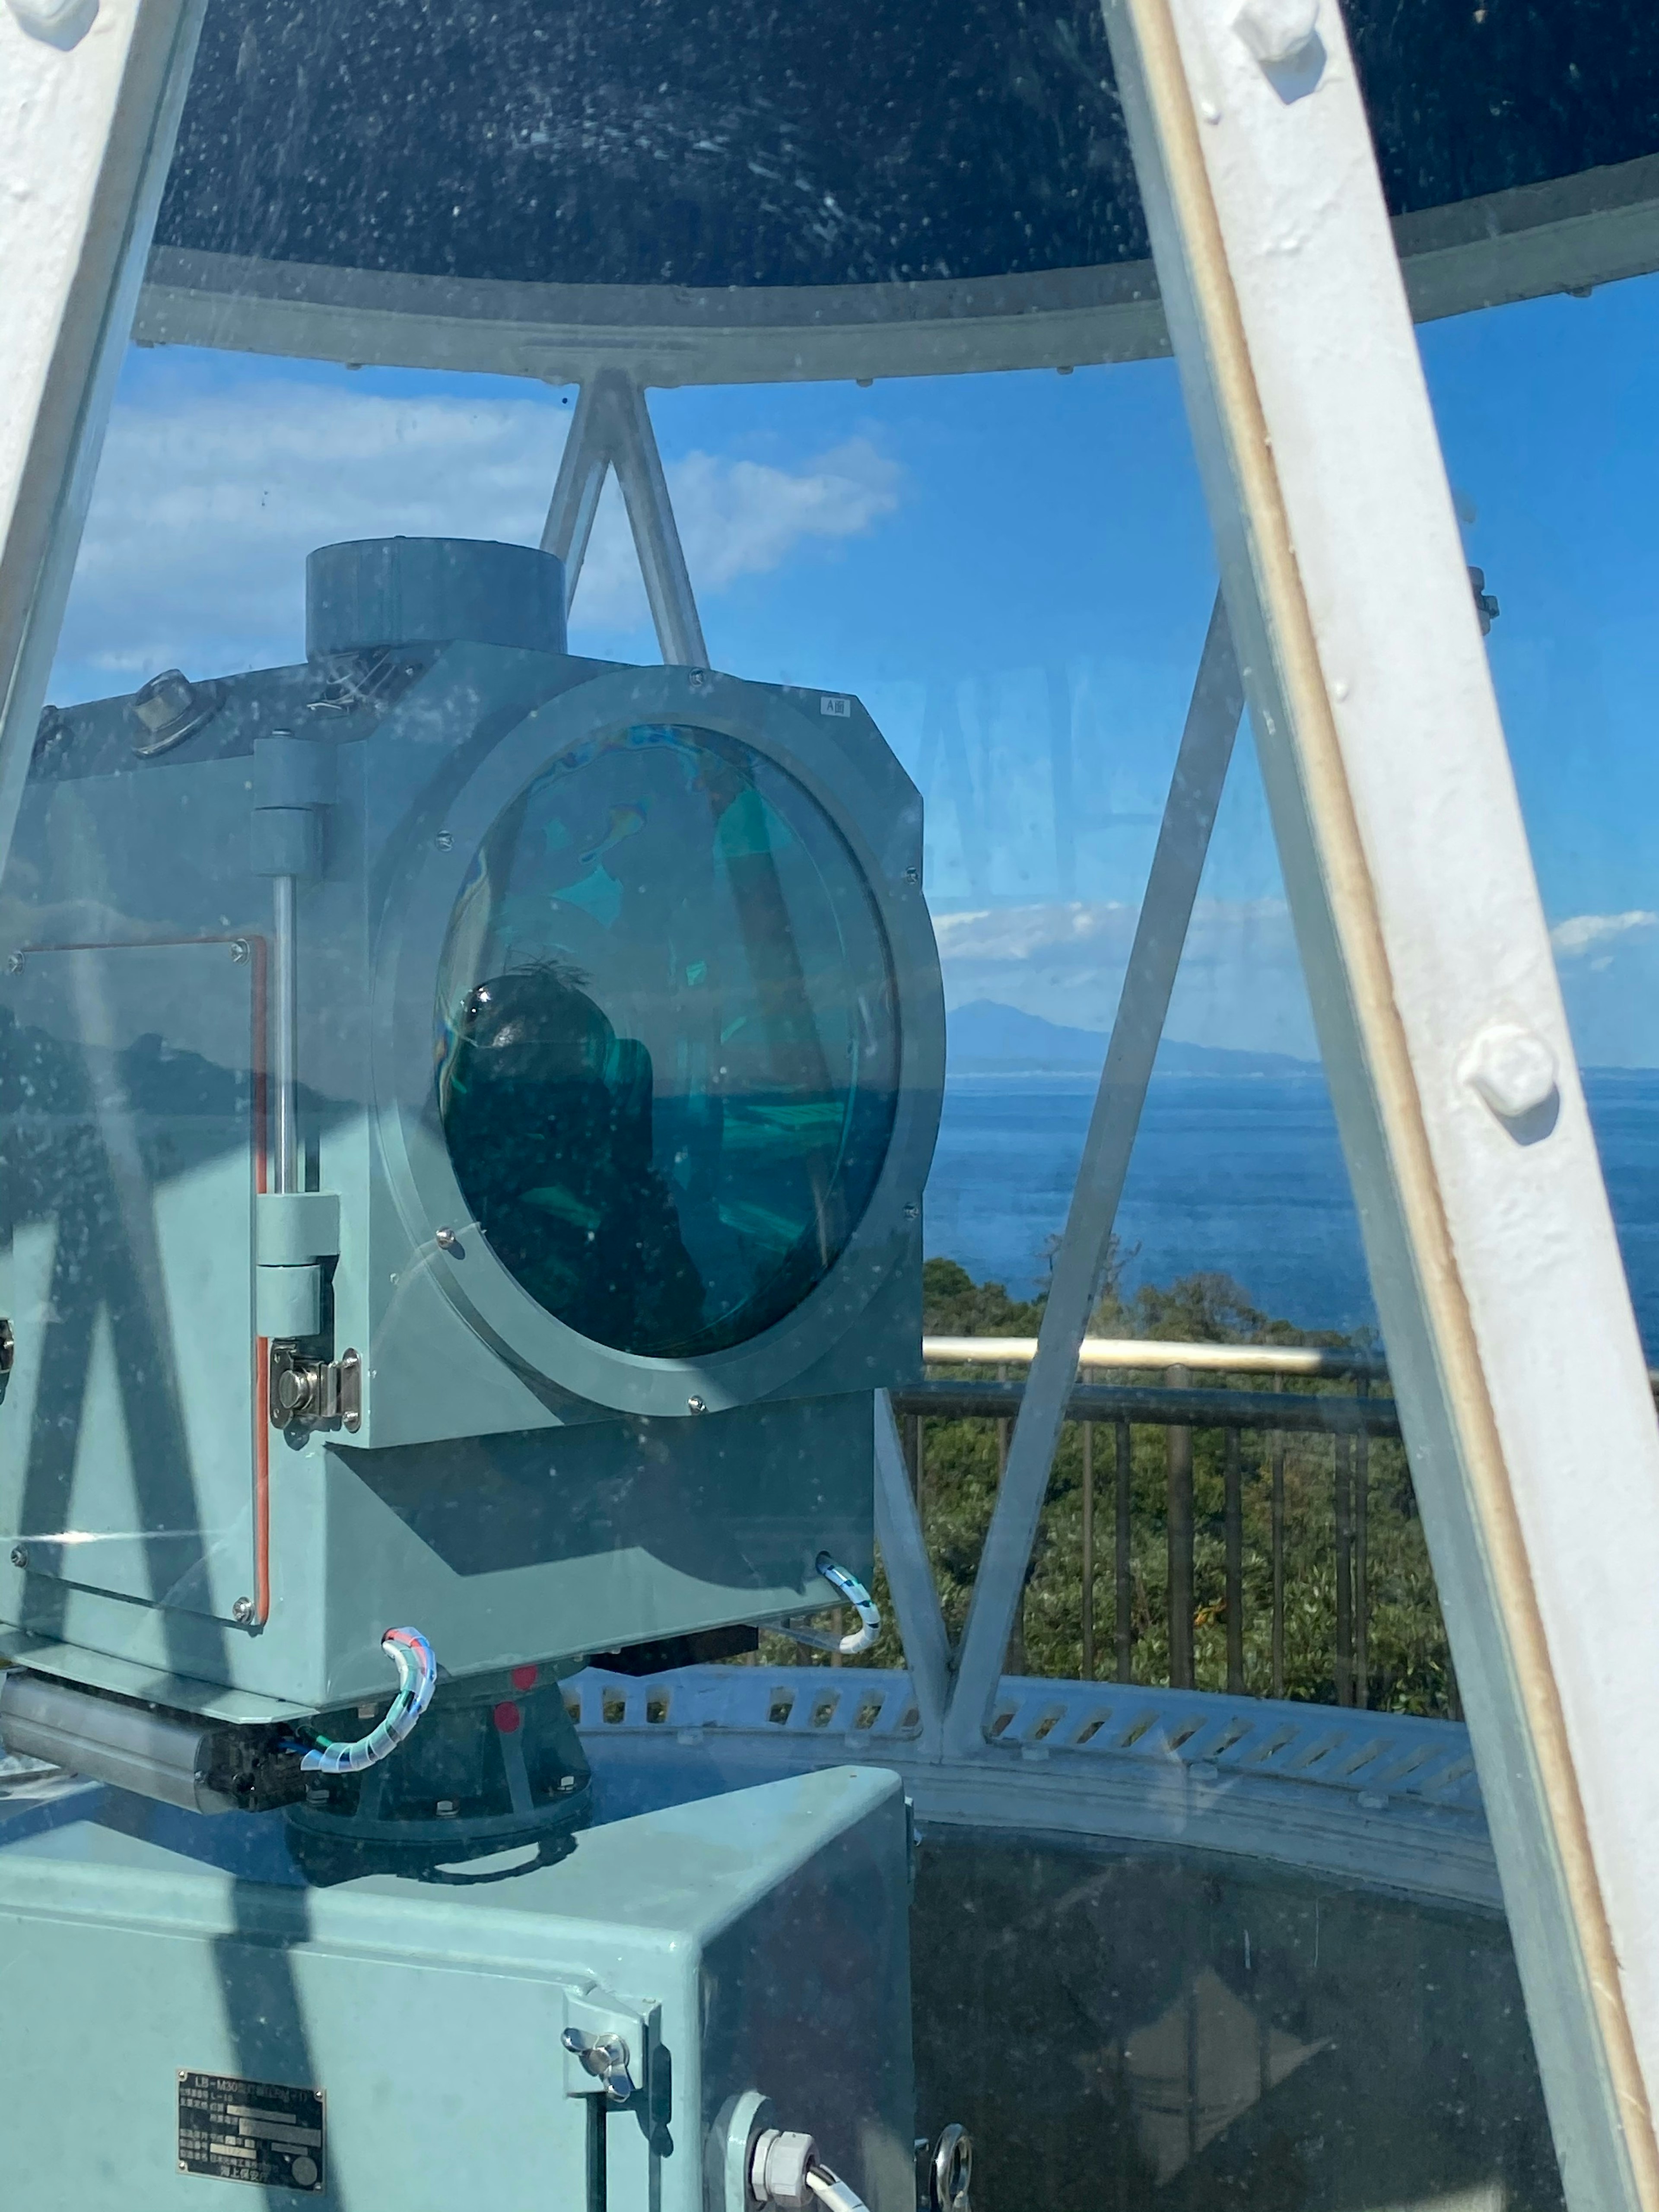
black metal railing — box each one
[885,1340,1454,1716]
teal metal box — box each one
[0,540,945,1715]
[0,1764,915,2211]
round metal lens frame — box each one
[371,661,944,1419]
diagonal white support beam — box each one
[1100,4,1659,2207]
[538,368,708,668]
[873,1391,950,1749]
[605,373,708,669]
[942,593,1243,1755]
[539,377,610,593]
[0,0,203,890]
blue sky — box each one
[50,268,1659,1062]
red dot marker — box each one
[493,1700,521,1734]
[511,1663,538,1692]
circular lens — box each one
[435,723,899,1357]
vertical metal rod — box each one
[1355,1378,1370,1710]
[914,1414,926,1528]
[1224,1426,1243,1694]
[1334,1432,1354,1707]
[1115,1419,1134,1683]
[585,2098,607,2212]
[1081,1420,1096,1681]
[271,871,298,1196]
[1166,1364,1194,1690]
[1271,1379,1286,1700]
[942,596,1242,1754]
[873,1392,950,1748]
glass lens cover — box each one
[437,720,899,1357]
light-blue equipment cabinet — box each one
[0,537,946,2212]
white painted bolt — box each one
[6,0,96,43]
[1233,0,1320,68]
[1461,1022,1558,1122]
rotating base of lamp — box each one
[285,1665,591,1885]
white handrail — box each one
[921,1335,1387,1379]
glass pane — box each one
[1417,275,1659,1360]
[1,6,1612,2212]
[437,721,898,1355]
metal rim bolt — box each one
[1233,0,1321,67]
[687,1394,707,1413]
[229,939,249,963]
[6,0,98,50]
[231,1595,255,1625]
[10,1545,27,1570]
[435,1225,460,1251]
[1461,1021,1559,1125]
[5,953,22,975]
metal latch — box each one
[561,1990,654,2106]
[269,1343,361,1432]
[561,2029,637,2104]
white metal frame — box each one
[540,367,707,667]
[571,1661,1500,1910]
[4,11,1659,2208]
[0,0,203,876]
[128,149,1659,388]
[1093,4,1659,2208]
[943,592,1243,1757]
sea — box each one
[923,1069,1659,1353]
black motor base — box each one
[285,1664,591,1884]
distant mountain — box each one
[947,999,1319,1078]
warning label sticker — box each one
[178,2070,325,2192]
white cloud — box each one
[667,444,899,597]
[1549,910,1659,962]
[934,896,1296,972]
[934,900,1137,966]
[934,899,1659,1067]
[51,376,899,695]
[931,896,1319,1058]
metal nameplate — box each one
[178,2069,325,2192]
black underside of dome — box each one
[153,0,1659,293]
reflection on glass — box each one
[437,721,898,1356]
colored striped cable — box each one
[300,1626,437,1775]
[782,1554,881,1658]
